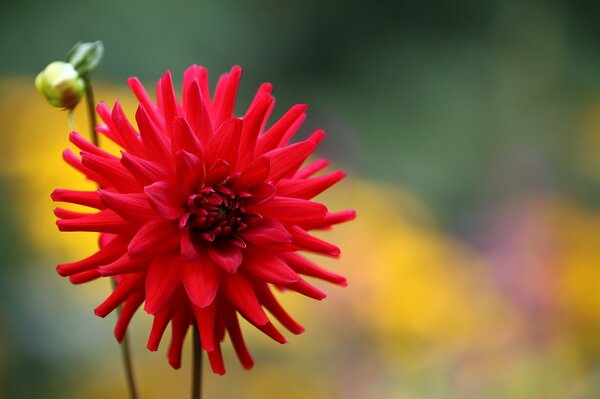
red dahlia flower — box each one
[52,65,355,374]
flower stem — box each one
[192,324,203,399]
[83,77,99,146]
[84,77,140,399]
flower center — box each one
[180,185,253,242]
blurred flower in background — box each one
[3,0,600,398]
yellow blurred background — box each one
[3,1,600,398]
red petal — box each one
[288,225,341,257]
[51,188,105,209]
[238,93,274,167]
[128,219,180,259]
[98,252,148,276]
[127,77,164,128]
[185,80,213,145]
[144,256,183,314]
[251,196,327,225]
[281,252,347,286]
[95,273,144,317]
[81,152,141,192]
[136,104,172,164]
[111,101,144,156]
[208,243,242,273]
[147,289,182,350]
[172,117,204,158]
[183,258,221,308]
[276,171,346,200]
[265,139,317,182]
[256,104,307,155]
[235,156,270,190]
[99,191,155,224]
[120,151,167,185]
[144,181,185,220]
[239,218,291,246]
[255,282,304,334]
[69,269,101,284]
[206,118,242,167]
[243,250,298,284]
[212,66,242,126]
[207,345,226,375]
[299,209,357,230]
[159,71,183,137]
[294,158,330,179]
[192,303,216,351]
[57,235,128,276]
[223,273,268,326]
[175,151,204,196]
[224,306,254,370]
[168,307,192,369]
[287,278,327,300]
[114,291,144,342]
[57,209,133,234]
[182,65,210,110]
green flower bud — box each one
[67,41,104,76]
[35,61,85,109]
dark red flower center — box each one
[180,185,256,242]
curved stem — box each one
[84,77,140,399]
[192,324,203,399]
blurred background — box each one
[2,0,600,397]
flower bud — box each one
[67,41,104,76]
[35,61,85,109]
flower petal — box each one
[183,257,221,308]
[144,256,183,314]
[239,218,291,246]
[208,243,242,273]
[251,196,327,225]
[144,181,185,220]
[222,272,268,326]
[243,250,298,285]
[128,219,180,259]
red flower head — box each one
[52,65,355,374]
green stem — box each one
[83,77,99,146]
[192,325,203,399]
[84,77,140,399]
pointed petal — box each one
[114,291,144,342]
[175,151,204,196]
[224,305,254,369]
[250,197,327,225]
[239,218,291,246]
[255,282,304,334]
[120,151,168,185]
[208,243,242,273]
[183,257,221,308]
[144,181,185,220]
[51,188,105,209]
[192,303,216,351]
[276,171,346,200]
[144,256,183,314]
[281,252,347,286]
[256,104,307,155]
[57,235,128,276]
[99,191,155,224]
[222,273,268,326]
[265,139,317,182]
[235,156,270,190]
[128,219,180,259]
[243,250,298,284]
